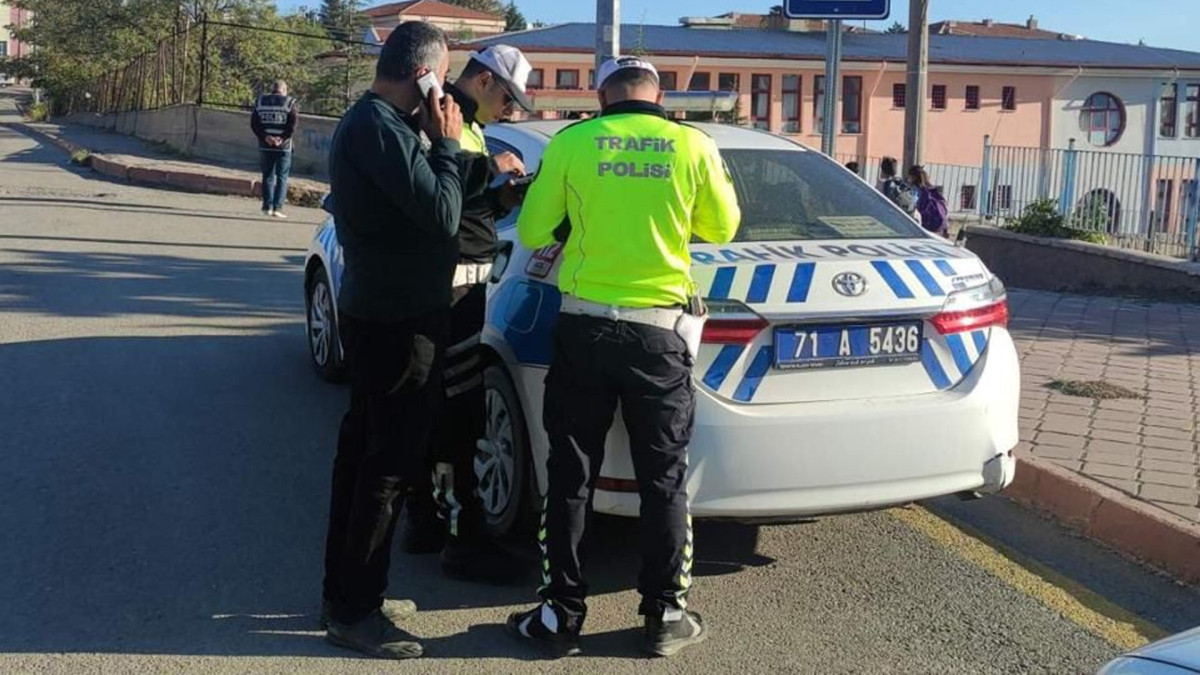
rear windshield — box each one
[720,149,926,242]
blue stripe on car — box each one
[870,261,915,299]
[921,340,952,390]
[904,260,945,297]
[787,263,817,303]
[732,346,772,402]
[972,330,987,354]
[486,278,561,367]
[945,333,973,376]
[746,264,775,303]
[709,267,736,300]
[933,259,957,277]
[702,345,746,391]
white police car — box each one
[304,118,1020,538]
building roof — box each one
[466,22,1200,71]
[930,18,1069,40]
[363,0,501,21]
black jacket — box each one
[446,82,510,264]
[329,92,463,322]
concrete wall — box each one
[1052,75,1157,156]
[63,105,339,179]
[964,224,1200,301]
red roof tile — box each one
[364,0,501,21]
[930,19,1068,39]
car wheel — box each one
[478,363,532,539]
[306,267,345,382]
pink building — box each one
[0,3,31,63]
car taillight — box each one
[931,276,1009,334]
[701,299,769,344]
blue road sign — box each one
[785,0,891,20]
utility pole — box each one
[595,0,619,76]
[820,19,843,156]
[902,0,929,172]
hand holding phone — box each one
[419,74,462,143]
[417,71,442,101]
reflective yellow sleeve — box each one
[691,136,741,245]
[517,135,569,249]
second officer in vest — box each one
[508,57,741,657]
[250,80,298,218]
[403,45,536,583]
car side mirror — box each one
[490,240,514,284]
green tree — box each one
[503,1,527,32]
[884,21,907,34]
[440,0,503,16]
[319,0,366,42]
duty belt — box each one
[559,295,682,331]
[453,263,493,288]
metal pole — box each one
[902,0,928,172]
[821,20,842,156]
[595,0,620,76]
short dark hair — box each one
[599,67,659,95]
[376,21,447,82]
[880,156,897,178]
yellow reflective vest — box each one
[517,102,741,308]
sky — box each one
[276,0,1199,52]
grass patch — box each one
[1048,379,1145,400]
[69,149,92,167]
[26,101,50,122]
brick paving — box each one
[1009,290,1200,522]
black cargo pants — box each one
[538,312,695,624]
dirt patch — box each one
[1048,379,1146,400]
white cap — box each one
[596,56,659,90]
[468,45,535,112]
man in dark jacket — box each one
[250,80,298,218]
[400,45,535,585]
[319,21,463,661]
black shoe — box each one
[326,608,423,660]
[318,598,418,631]
[505,603,581,657]
[441,538,529,585]
[399,510,445,555]
[643,610,707,657]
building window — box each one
[659,71,677,91]
[842,76,862,134]
[931,84,947,110]
[689,72,711,91]
[814,75,825,132]
[782,74,801,133]
[0,41,7,58]
[965,85,980,110]
[1079,92,1126,147]
[588,69,595,89]
[718,73,740,92]
[892,83,906,109]
[555,69,579,90]
[751,74,771,130]
[995,185,1013,211]
[1002,86,1017,111]
[1161,83,1178,137]
[960,185,977,211]
[1186,85,1200,139]
[527,68,544,90]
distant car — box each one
[303,120,1020,538]
[1098,626,1200,673]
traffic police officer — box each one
[250,80,298,218]
[403,45,536,584]
[507,56,741,657]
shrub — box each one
[69,149,92,166]
[1005,198,1107,245]
[26,101,50,122]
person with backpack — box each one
[907,165,950,238]
[876,157,916,216]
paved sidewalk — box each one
[1010,290,1200,521]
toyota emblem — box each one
[832,272,868,297]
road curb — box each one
[7,120,324,206]
[1005,452,1200,585]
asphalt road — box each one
[2,93,1199,674]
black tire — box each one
[478,362,535,540]
[305,266,346,383]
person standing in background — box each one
[251,80,298,218]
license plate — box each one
[774,321,923,370]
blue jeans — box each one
[260,150,292,211]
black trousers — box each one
[429,283,488,541]
[539,313,695,623]
[322,310,446,624]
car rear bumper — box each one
[593,328,1020,518]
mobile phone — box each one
[417,71,443,101]
[511,173,536,187]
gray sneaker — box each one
[318,598,417,630]
[326,608,423,659]
[643,610,707,657]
